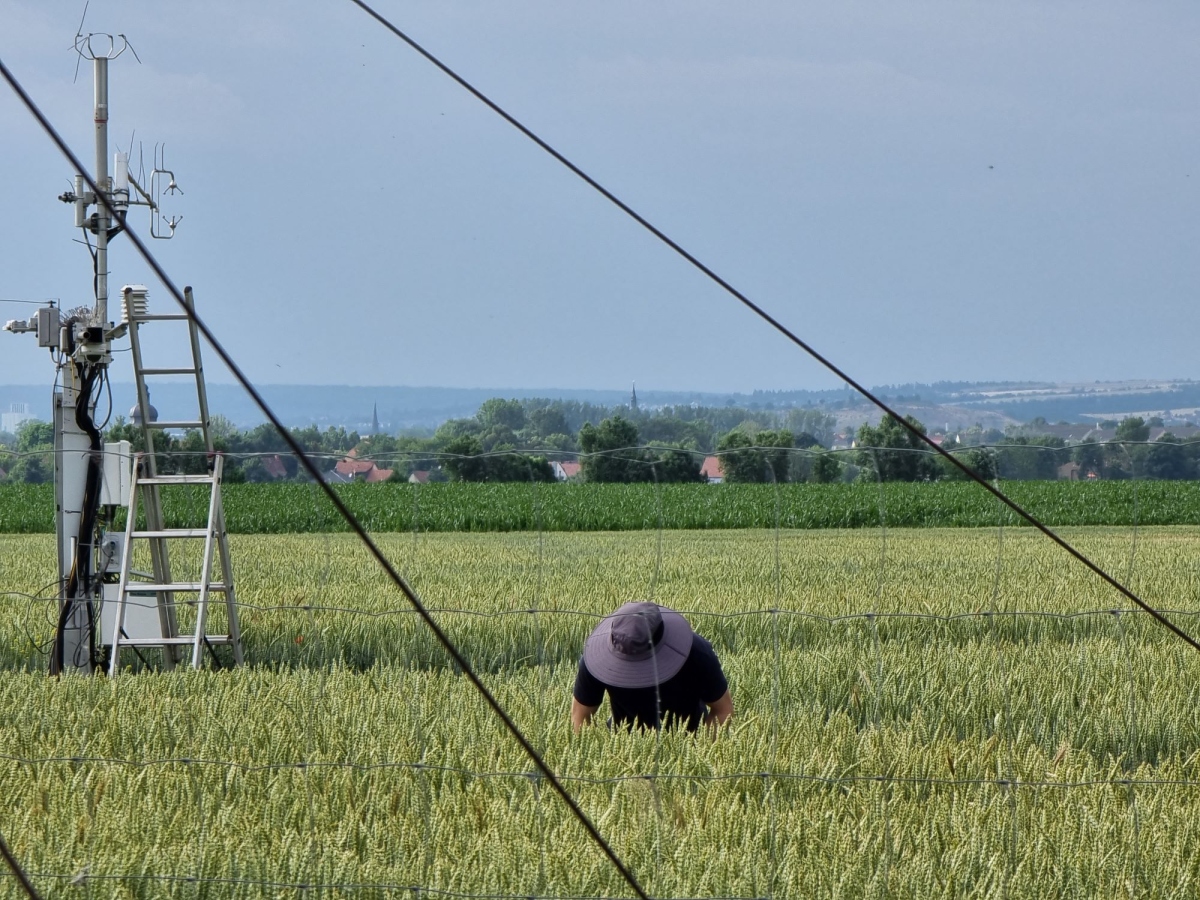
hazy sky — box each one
[1,1,1197,394]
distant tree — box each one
[647,446,704,483]
[536,433,576,454]
[6,452,50,483]
[1143,435,1192,481]
[639,416,709,451]
[485,450,554,483]
[939,447,997,482]
[209,413,238,442]
[435,418,482,445]
[716,430,767,483]
[174,429,212,475]
[240,457,271,483]
[442,434,552,482]
[579,416,651,483]
[15,420,53,453]
[810,452,842,484]
[784,409,836,445]
[442,435,488,482]
[525,407,570,439]
[1073,439,1105,478]
[757,429,794,483]
[1115,416,1150,444]
[994,436,1064,481]
[855,415,938,482]
[477,398,525,433]
[478,424,519,453]
[980,428,1005,445]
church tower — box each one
[630,381,638,413]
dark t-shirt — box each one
[573,633,728,732]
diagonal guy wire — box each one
[0,56,650,900]
[343,0,1200,655]
[0,828,41,900]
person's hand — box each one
[571,697,600,731]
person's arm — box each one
[571,655,605,731]
[571,697,601,731]
[703,689,733,729]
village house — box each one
[551,460,581,481]
[700,456,724,484]
[333,449,393,483]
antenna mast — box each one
[5,29,239,675]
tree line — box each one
[0,398,838,484]
[2,397,1197,484]
[855,414,1200,482]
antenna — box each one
[71,1,89,84]
[149,143,183,239]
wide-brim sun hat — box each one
[583,601,693,688]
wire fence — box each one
[4,497,1199,896]
[3,437,1199,474]
[4,752,1199,791]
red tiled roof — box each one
[409,470,431,484]
[557,461,581,478]
[700,456,724,479]
[335,457,376,477]
[263,455,288,479]
[335,451,394,482]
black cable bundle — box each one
[49,362,104,676]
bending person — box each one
[571,601,733,732]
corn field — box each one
[3,527,1200,897]
[5,481,1200,534]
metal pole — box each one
[93,56,108,324]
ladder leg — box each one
[184,288,215,456]
[213,472,244,666]
[191,457,221,669]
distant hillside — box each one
[2,379,1196,432]
[63,383,811,431]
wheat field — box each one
[3,527,1200,898]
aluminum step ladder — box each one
[106,285,244,673]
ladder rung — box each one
[129,313,190,321]
[137,474,214,485]
[146,421,204,430]
[130,529,212,539]
[124,583,229,593]
[138,367,198,376]
[117,635,235,647]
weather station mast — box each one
[4,30,243,676]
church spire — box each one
[371,402,380,435]
[630,381,638,413]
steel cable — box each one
[341,0,1200,655]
